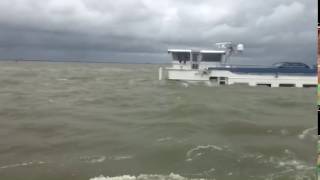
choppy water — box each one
[0,61,317,180]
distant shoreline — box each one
[0,59,169,65]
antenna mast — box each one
[215,42,244,63]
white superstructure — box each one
[160,43,316,88]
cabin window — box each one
[171,52,190,62]
[201,53,223,62]
[279,84,295,87]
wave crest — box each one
[89,173,204,180]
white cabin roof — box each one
[200,50,225,54]
[168,49,225,54]
[168,49,191,53]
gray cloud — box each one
[0,0,317,64]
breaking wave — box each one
[80,155,134,164]
[89,173,205,180]
[0,161,46,169]
[183,144,315,179]
[80,156,107,164]
[298,127,317,140]
[156,137,173,142]
[186,145,226,162]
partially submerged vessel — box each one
[159,42,316,88]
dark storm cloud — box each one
[0,0,316,64]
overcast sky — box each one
[0,0,317,64]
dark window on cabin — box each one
[172,52,190,61]
[201,53,223,62]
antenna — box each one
[215,42,232,49]
[215,42,244,63]
[236,44,244,53]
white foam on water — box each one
[89,173,206,180]
[156,137,173,142]
[259,153,315,179]
[263,165,315,180]
[202,168,216,175]
[239,153,265,161]
[80,156,106,164]
[90,175,135,180]
[109,155,134,161]
[184,144,313,179]
[80,155,133,163]
[242,153,314,179]
[236,148,314,179]
[298,127,317,140]
[186,145,224,161]
[0,161,45,169]
[92,156,107,163]
[275,159,313,171]
[187,145,223,156]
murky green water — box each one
[0,61,317,180]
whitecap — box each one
[201,168,216,176]
[186,145,224,161]
[81,155,133,163]
[109,155,133,161]
[276,159,313,171]
[80,156,106,164]
[298,127,317,140]
[156,137,173,142]
[89,173,205,180]
[0,161,46,169]
[90,175,136,180]
[91,156,106,163]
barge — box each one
[160,42,316,88]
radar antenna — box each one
[215,42,244,63]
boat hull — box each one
[164,68,317,88]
